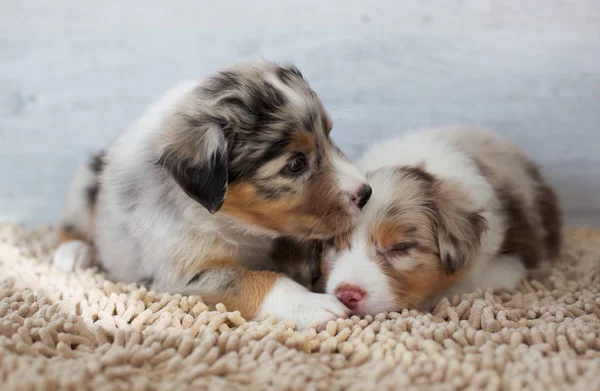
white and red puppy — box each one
[322,126,562,315]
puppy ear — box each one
[157,122,228,214]
[433,181,488,275]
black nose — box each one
[355,184,372,210]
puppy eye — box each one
[283,153,308,176]
[387,242,414,257]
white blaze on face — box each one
[325,234,396,315]
[331,154,367,196]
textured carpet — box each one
[0,224,599,390]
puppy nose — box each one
[335,284,366,310]
[352,184,372,210]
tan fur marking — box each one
[378,253,466,309]
[214,268,279,319]
[372,219,404,250]
[221,182,313,233]
[177,257,280,319]
[58,229,88,245]
[221,167,351,238]
[369,217,464,308]
[287,130,315,154]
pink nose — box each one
[335,284,366,310]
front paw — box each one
[53,240,93,271]
[292,292,349,330]
[257,277,349,330]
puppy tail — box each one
[53,151,105,271]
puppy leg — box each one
[187,264,349,330]
[54,195,95,272]
[53,153,104,272]
[53,240,93,271]
[256,277,349,330]
[452,255,526,295]
[480,255,527,291]
[54,219,94,272]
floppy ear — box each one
[433,181,488,275]
[157,123,228,214]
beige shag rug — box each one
[1,224,599,391]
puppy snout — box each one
[335,284,366,310]
[352,184,372,210]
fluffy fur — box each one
[323,126,562,316]
[54,61,373,330]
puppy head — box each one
[323,166,487,315]
[157,61,370,239]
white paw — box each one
[257,277,349,330]
[53,240,93,271]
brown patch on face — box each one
[366,213,460,309]
[221,182,318,234]
[377,252,467,309]
[287,130,315,154]
[371,219,407,250]
[375,167,486,275]
[221,155,355,239]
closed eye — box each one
[386,242,415,257]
